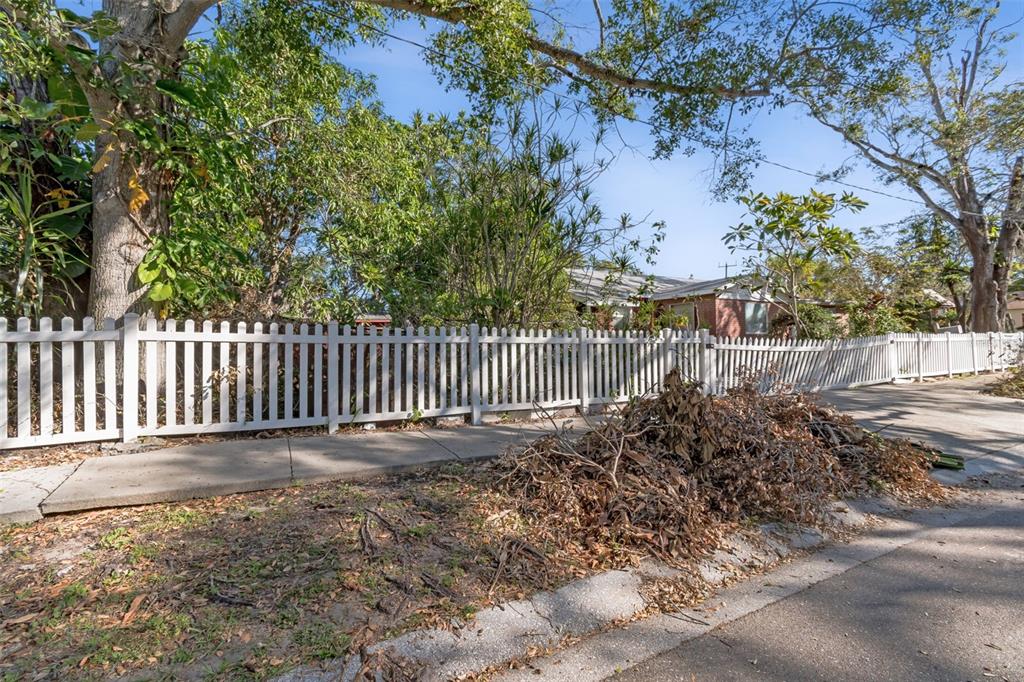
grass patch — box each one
[292,621,352,660]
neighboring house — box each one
[354,314,392,327]
[568,267,779,337]
[1009,291,1024,330]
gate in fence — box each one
[1,314,1021,450]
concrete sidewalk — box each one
[0,419,584,524]
[610,491,1024,682]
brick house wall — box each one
[665,295,782,337]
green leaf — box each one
[155,79,201,108]
[20,98,58,120]
[43,214,85,237]
[56,261,89,279]
[137,259,162,284]
[75,122,102,142]
[148,281,174,301]
[65,44,95,58]
[56,8,90,24]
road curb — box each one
[273,514,844,681]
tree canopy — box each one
[1,0,934,320]
[1,0,1020,329]
[724,189,864,338]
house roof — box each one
[921,288,955,308]
[652,276,736,300]
[568,267,736,305]
[1009,291,1024,307]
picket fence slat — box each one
[1,318,1021,449]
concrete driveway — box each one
[822,374,1023,475]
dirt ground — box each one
[0,461,586,681]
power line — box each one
[307,1,978,215]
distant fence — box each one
[1,314,1021,450]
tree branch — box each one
[162,0,220,50]
[347,0,771,99]
[591,0,605,49]
[812,113,959,201]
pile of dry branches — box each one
[497,370,945,564]
[986,365,1024,399]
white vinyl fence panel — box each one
[1,314,1022,450]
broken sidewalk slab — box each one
[40,439,292,515]
[0,464,78,523]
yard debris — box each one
[985,365,1024,399]
[927,450,965,470]
[497,370,946,565]
[120,594,146,625]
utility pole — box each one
[718,262,738,278]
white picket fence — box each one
[1,314,1021,450]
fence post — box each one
[577,327,591,414]
[469,323,482,425]
[971,332,979,375]
[915,332,924,382]
[327,321,339,433]
[660,328,673,387]
[887,332,897,382]
[988,332,995,372]
[698,329,708,393]
[945,331,953,378]
[121,313,140,442]
[700,329,719,395]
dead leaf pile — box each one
[985,365,1024,399]
[497,370,946,565]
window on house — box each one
[669,302,695,329]
[744,302,768,335]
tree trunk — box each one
[964,232,1012,333]
[87,133,168,319]
[968,248,1001,332]
[81,1,212,319]
[788,271,800,340]
[963,157,1023,333]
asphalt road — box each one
[614,487,1024,682]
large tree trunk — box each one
[965,157,1024,333]
[88,136,152,319]
[83,0,212,319]
[967,245,1001,332]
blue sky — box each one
[340,29,918,280]
[337,0,1021,280]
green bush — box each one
[848,305,912,336]
[797,303,843,339]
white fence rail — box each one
[1,314,1021,450]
